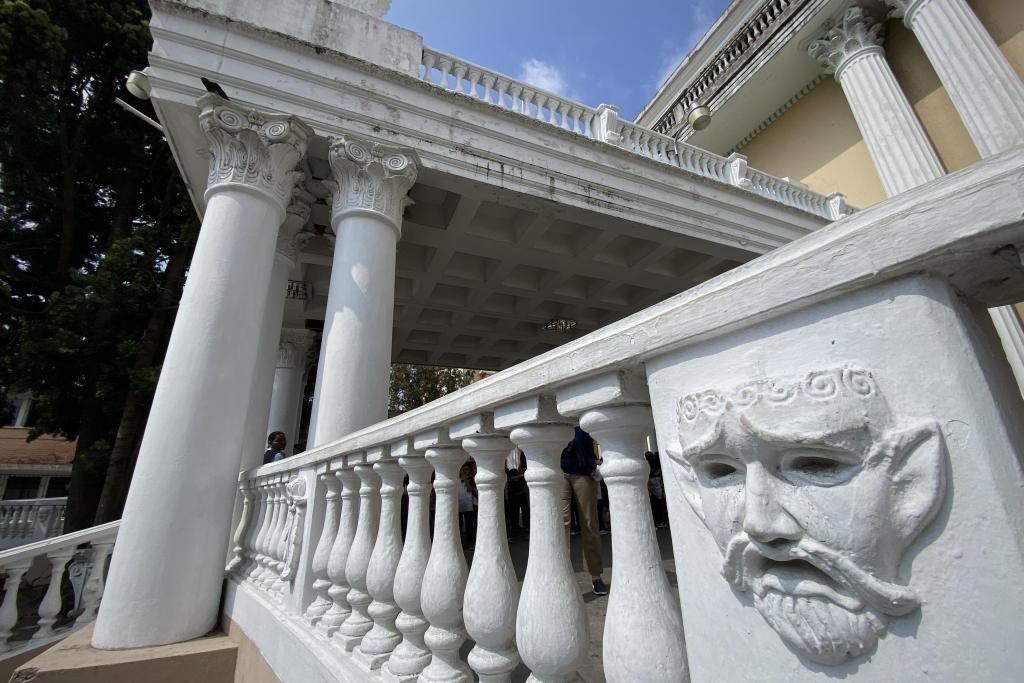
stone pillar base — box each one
[14,624,238,683]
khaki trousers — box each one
[561,473,603,578]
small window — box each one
[3,476,41,500]
[45,478,69,498]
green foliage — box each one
[388,364,482,414]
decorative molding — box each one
[326,136,419,234]
[666,367,946,665]
[730,75,825,154]
[653,0,810,135]
[807,6,885,76]
[197,94,313,212]
[281,475,308,582]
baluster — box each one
[581,405,687,682]
[508,84,523,112]
[253,479,278,585]
[337,461,381,651]
[227,480,254,574]
[569,106,583,134]
[357,459,405,668]
[534,94,548,121]
[481,73,496,104]
[581,111,596,138]
[459,426,521,683]
[74,541,114,625]
[248,479,271,581]
[558,102,572,130]
[452,64,468,94]
[439,59,453,90]
[499,399,586,683]
[422,52,437,83]
[467,69,481,99]
[32,549,75,641]
[418,440,472,682]
[493,77,508,107]
[521,88,535,116]
[306,472,341,624]
[383,454,434,682]
[0,562,31,651]
[261,479,286,591]
[322,466,359,634]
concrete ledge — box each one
[10,624,236,683]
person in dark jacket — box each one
[561,426,608,595]
[263,431,287,465]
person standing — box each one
[458,461,478,550]
[560,426,608,595]
[263,431,287,465]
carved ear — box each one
[665,443,705,521]
[884,419,946,544]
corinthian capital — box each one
[198,94,313,214]
[808,6,885,75]
[884,0,927,25]
[326,136,419,235]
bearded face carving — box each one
[666,368,946,665]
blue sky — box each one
[383,0,733,120]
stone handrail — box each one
[0,498,67,549]
[0,520,119,655]
[225,150,1024,681]
[420,46,852,221]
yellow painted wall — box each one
[738,0,1023,208]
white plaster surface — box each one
[646,276,1024,680]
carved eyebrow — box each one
[737,413,868,459]
[677,419,723,463]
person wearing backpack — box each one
[560,426,608,596]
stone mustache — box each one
[665,367,946,665]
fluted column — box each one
[93,94,311,649]
[268,328,317,455]
[309,138,419,445]
[382,454,434,682]
[305,472,341,624]
[240,193,312,472]
[337,461,381,651]
[580,405,687,683]
[885,0,1024,396]
[322,466,360,634]
[887,0,1024,157]
[419,443,472,683]
[460,429,521,683]
[808,6,944,196]
[357,459,405,668]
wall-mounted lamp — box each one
[126,70,151,100]
[687,105,712,131]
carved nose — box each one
[742,463,802,543]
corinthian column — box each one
[808,6,944,196]
[93,94,311,650]
[309,137,418,445]
[240,191,313,472]
[268,328,317,454]
[886,0,1024,157]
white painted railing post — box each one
[0,561,31,651]
[418,431,472,683]
[383,447,434,682]
[596,104,622,145]
[455,417,521,683]
[557,371,687,682]
[227,480,254,574]
[247,479,271,581]
[337,459,380,651]
[322,464,359,635]
[496,396,586,682]
[357,456,405,668]
[261,479,286,592]
[32,548,76,641]
[306,471,341,624]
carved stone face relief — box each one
[665,368,946,665]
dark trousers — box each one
[459,510,477,549]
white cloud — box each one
[517,58,569,96]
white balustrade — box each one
[456,420,521,683]
[382,453,433,681]
[357,459,405,668]
[418,440,472,682]
[0,521,118,654]
[0,498,67,549]
[337,461,381,651]
[225,151,1024,683]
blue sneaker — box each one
[592,578,609,596]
